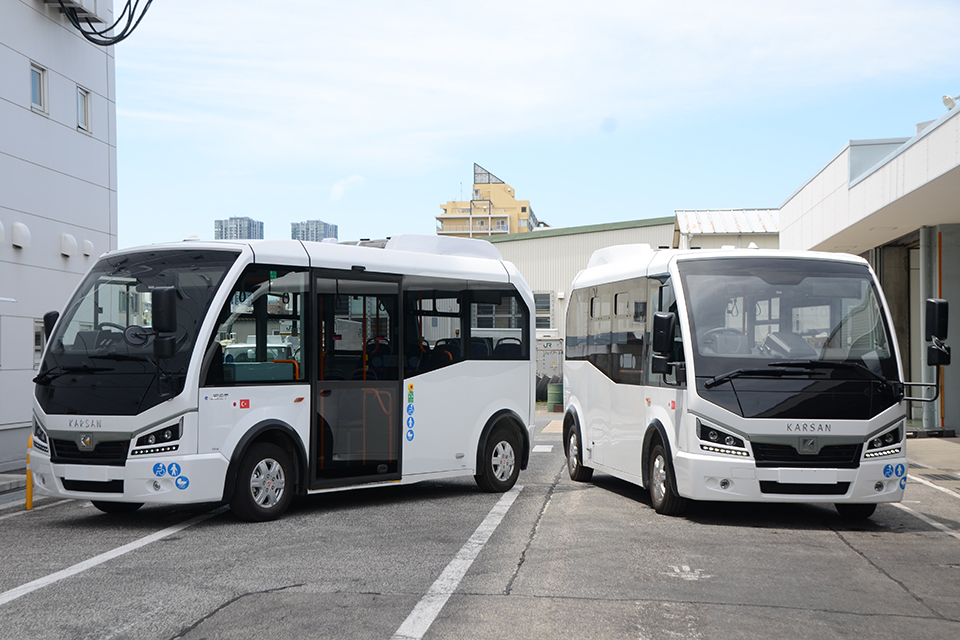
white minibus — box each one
[31,235,535,520]
[563,245,949,518]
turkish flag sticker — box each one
[239,399,250,409]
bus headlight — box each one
[696,419,749,456]
[132,420,183,455]
[33,416,50,453]
[864,422,903,458]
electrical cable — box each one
[57,0,153,46]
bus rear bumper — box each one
[673,451,907,503]
[29,451,229,505]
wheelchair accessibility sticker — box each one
[153,463,166,477]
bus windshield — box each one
[677,257,899,384]
[35,249,239,415]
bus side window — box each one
[470,289,529,360]
[204,266,307,386]
[403,289,463,376]
[613,281,646,386]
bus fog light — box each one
[152,480,162,491]
[875,482,884,492]
[719,479,731,490]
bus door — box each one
[312,276,401,487]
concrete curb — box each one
[0,474,27,493]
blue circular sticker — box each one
[900,477,907,490]
[406,429,415,442]
[895,464,905,478]
[407,416,415,429]
[883,464,894,478]
[407,403,415,416]
[176,476,189,490]
[167,463,181,477]
[153,463,166,477]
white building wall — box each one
[0,0,116,471]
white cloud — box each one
[330,175,364,201]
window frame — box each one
[77,86,91,132]
[30,63,46,113]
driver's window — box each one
[204,266,307,385]
[655,279,685,388]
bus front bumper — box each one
[673,450,907,503]
[29,450,229,504]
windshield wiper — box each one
[773,360,903,395]
[33,363,114,386]
[704,367,809,389]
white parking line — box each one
[391,486,522,640]
[908,473,960,500]
[0,506,227,607]
[890,502,960,542]
[0,499,72,522]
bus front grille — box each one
[51,439,129,465]
[752,442,862,468]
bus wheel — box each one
[566,428,593,482]
[649,443,687,516]
[835,503,877,519]
[475,427,519,492]
[231,443,292,522]
[92,501,143,514]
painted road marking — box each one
[532,445,554,453]
[541,421,562,433]
[0,506,227,607]
[391,486,522,640]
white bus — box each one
[563,245,950,518]
[30,235,535,521]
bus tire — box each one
[835,503,876,519]
[649,442,687,516]
[230,442,292,522]
[91,501,143,514]
[475,427,520,493]
[566,428,593,482]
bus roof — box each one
[102,235,526,287]
[573,244,871,290]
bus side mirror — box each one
[43,310,59,340]
[651,354,672,374]
[928,343,951,367]
[152,287,178,334]
[925,298,948,341]
[652,312,676,354]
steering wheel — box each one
[699,327,749,354]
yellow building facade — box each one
[437,164,538,237]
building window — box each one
[30,64,45,111]
[77,87,90,131]
[534,292,552,329]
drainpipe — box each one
[919,226,938,430]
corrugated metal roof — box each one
[675,209,779,235]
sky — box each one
[114,0,960,249]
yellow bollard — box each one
[26,434,33,510]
